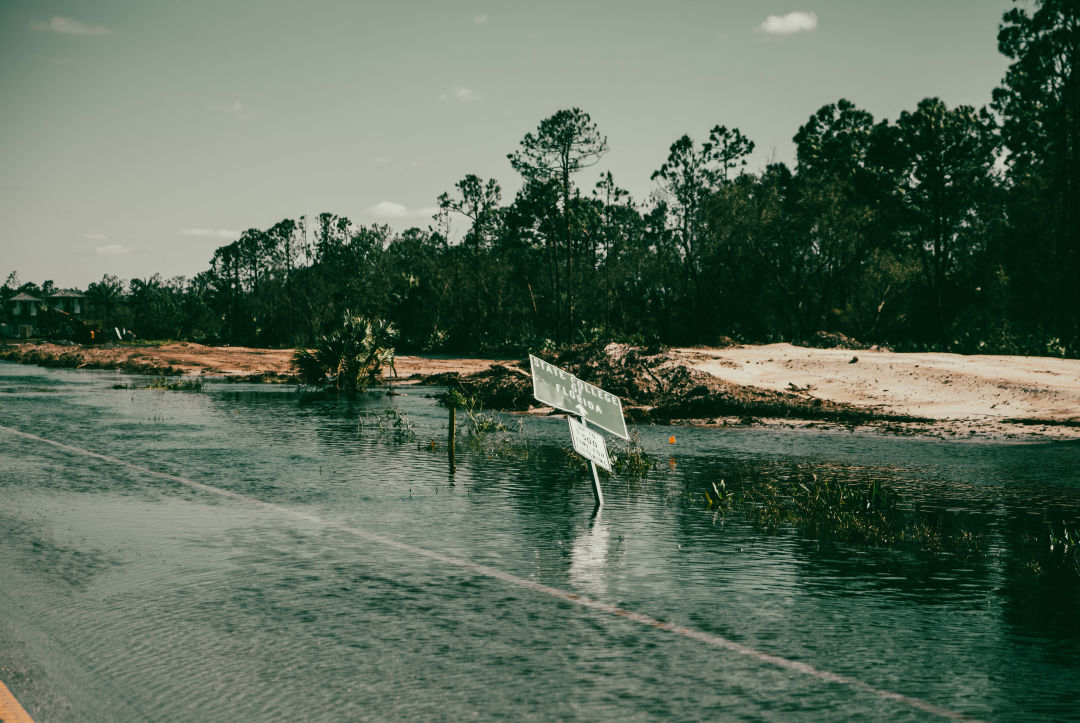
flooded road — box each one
[1,363,1078,720]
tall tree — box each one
[651,125,754,338]
[508,108,608,340]
[211,241,242,343]
[993,0,1080,340]
[86,274,124,332]
[438,174,502,338]
[792,100,881,334]
[893,98,999,341]
[266,218,300,343]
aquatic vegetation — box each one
[464,408,508,438]
[120,376,204,392]
[561,444,591,473]
[464,415,530,460]
[293,312,396,392]
[431,387,531,460]
[1047,522,1080,578]
[611,430,656,477]
[359,407,416,441]
[439,386,510,439]
[561,428,659,482]
[690,466,984,555]
[1018,522,1080,579]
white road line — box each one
[0,424,976,721]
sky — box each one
[1,0,1017,289]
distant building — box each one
[48,289,83,316]
[6,292,42,338]
[1,289,84,338]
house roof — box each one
[10,292,41,302]
[48,289,84,298]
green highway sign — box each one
[529,354,628,439]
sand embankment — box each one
[0,342,499,381]
[676,344,1080,439]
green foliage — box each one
[293,312,397,392]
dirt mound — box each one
[439,364,534,410]
[805,331,871,350]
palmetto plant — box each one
[293,312,397,391]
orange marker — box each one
[669,436,676,444]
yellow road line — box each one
[0,680,34,723]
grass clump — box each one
[611,430,656,477]
[697,466,984,556]
[119,376,204,392]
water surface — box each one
[1,362,1078,720]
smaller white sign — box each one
[568,417,612,472]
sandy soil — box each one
[121,342,500,379]
[676,344,1080,439]
[0,341,499,380]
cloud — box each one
[95,244,132,256]
[374,156,390,165]
[474,14,489,24]
[178,228,240,240]
[207,100,255,121]
[438,86,482,103]
[366,202,437,220]
[31,17,114,36]
[366,201,408,219]
[759,11,818,35]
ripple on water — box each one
[0,367,1078,720]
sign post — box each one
[529,354,626,511]
[569,415,609,508]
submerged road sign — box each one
[568,416,612,471]
[528,354,628,439]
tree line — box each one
[4,1,1077,356]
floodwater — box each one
[1,362,1078,721]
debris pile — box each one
[430,341,928,426]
